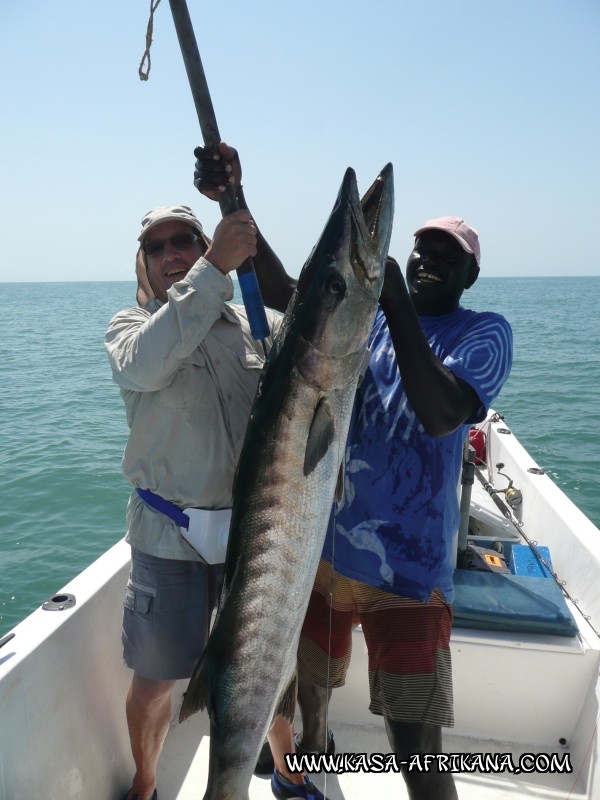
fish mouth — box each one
[297,163,394,298]
[345,162,394,287]
[279,164,393,376]
[358,162,394,280]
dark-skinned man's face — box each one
[406,230,478,316]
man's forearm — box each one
[380,287,479,437]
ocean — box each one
[1,277,599,638]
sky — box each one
[1,0,599,281]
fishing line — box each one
[472,415,600,793]
[323,433,344,798]
[318,411,353,798]
[476,413,600,638]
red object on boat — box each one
[469,427,486,465]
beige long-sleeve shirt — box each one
[105,257,282,560]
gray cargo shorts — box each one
[122,548,223,680]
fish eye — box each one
[324,272,346,296]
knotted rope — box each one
[138,0,162,80]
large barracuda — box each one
[179,163,394,799]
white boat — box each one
[1,409,599,800]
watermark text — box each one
[285,751,572,775]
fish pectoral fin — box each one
[303,397,335,476]
[273,672,298,725]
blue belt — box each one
[136,488,190,529]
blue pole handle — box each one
[237,269,271,340]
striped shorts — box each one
[298,560,454,727]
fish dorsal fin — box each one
[303,396,335,476]
[178,619,228,725]
[179,646,213,723]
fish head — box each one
[289,163,394,389]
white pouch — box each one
[181,508,232,564]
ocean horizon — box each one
[1,276,599,637]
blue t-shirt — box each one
[322,306,513,603]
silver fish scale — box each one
[209,382,357,795]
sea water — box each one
[1,277,599,637]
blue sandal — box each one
[256,731,335,776]
[271,769,329,800]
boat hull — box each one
[1,411,599,798]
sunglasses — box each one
[142,232,202,257]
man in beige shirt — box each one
[106,203,287,800]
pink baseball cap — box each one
[414,216,480,267]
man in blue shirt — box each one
[297,217,513,800]
[194,146,512,799]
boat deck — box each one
[156,705,585,800]
[1,531,597,799]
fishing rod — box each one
[166,0,270,341]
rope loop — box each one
[139,0,162,81]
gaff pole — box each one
[167,0,270,341]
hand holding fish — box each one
[204,209,257,274]
[379,255,408,312]
[194,141,242,200]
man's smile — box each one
[164,264,189,278]
[415,270,442,284]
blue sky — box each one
[1,0,599,281]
